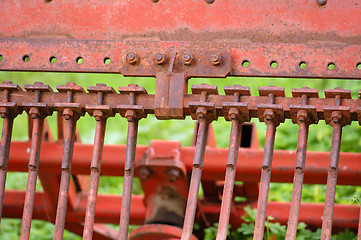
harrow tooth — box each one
[117,84,147,240]
[321,90,351,240]
[253,88,285,240]
[20,82,53,240]
[0,81,22,223]
[83,84,114,240]
[216,86,250,240]
[53,83,84,240]
[182,85,217,240]
[286,89,318,240]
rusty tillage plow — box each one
[0,81,361,240]
[2,0,361,239]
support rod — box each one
[253,118,276,240]
[181,117,209,240]
[286,119,309,239]
[321,121,342,240]
[0,115,14,222]
[216,118,242,240]
[83,118,107,240]
[53,116,77,240]
[20,117,44,240]
[118,116,139,240]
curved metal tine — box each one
[253,119,277,240]
[53,117,77,240]
[82,118,107,240]
[285,120,309,239]
[118,118,139,240]
[216,119,242,240]
[20,116,45,240]
[181,117,209,240]
[321,122,342,240]
[0,116,15,223]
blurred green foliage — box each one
[0,71,361,238]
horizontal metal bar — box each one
[2,191,359,230]
[7,141,361,186]
[1,1,360,43]
[1,38,361,78]
[2,91,361,120]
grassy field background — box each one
[0,71,360,239]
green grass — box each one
[0,72,361,238]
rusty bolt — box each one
[138,167,152,181]
[182,53,193,65]
[210,54,221,65]
[204,0,215,3]
[196,107,207,119]
[63,108,74,120]
[228,108,239,120]
[317,0,327,6]
[154,53,165,65]
[29,108,40,119]
[126,53,137,65]
[264,109,274,121]
[167,168,181,182]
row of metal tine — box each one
[0,81,359,240]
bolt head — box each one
[126,53,137,65]
[210,54,221,65]
[182,54,193,65]
[154,53,165,64]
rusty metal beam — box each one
[1,39,361,79]
[1,0,361,43]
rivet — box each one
[210,54,221,65]
[182,53,193,65]
[317,0,327,6]
[126,53,137,65]
[154,53,165,65]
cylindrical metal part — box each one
[321,122,342,240]
[286,120,309,239]
[181,117,209,240]
[118,118,139,240]
[83,119,107,240]
[0,116,14,223]
[20,117,44,240]
[216,119,242,240]
[253,119,276,240]
[53,117,77,240]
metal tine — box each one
[321,88,351,240]
[83,83,115,240]
[286,88,318,239]
[0,81,22,223]
[117,84,147,240]
[20,82,53,240]
[358,90,361,240]
[53,83,85,240]
[181,84,218,240]
[253,86,285,240]
[216,85,250,240]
